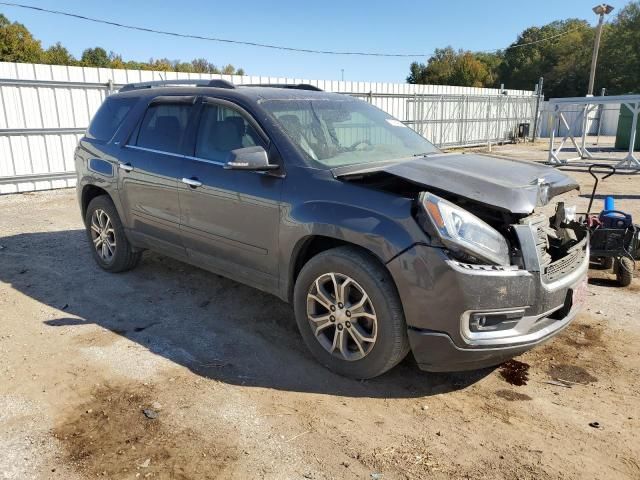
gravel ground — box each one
[1,141,639,479]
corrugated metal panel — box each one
[1,61,537,194]
[538,101,620,137]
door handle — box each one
[182,177,203,188]
[119,162,134,172]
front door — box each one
[118,96,196,258]
[178,99,282,292]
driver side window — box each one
[195,104,264,163]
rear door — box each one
[119,96,196,258]
[178,98,283,291]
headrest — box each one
[154,115,180,134]
[226,116,246,137]
[209,120,242,152]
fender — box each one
[278,198,427,301]
[76,138,128,226]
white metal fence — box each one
[0,61,535,194]
[351,92,536,148]
[537,100,620,138]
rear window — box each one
[87,97,137,142]
[134,103,192,154]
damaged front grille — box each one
[534,220,552,268]
[544,246,586,282]
[519,211,587,282]
[523,214,553,268]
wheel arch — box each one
[80,184,111,221]
[290,236,411,378]
[287,235,393,303]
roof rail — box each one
[239,83,323,92]
[119,79,236,92]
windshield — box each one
[261,98,440,168]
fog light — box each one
[469,310,525,332]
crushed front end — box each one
[387,196,589,372]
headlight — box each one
[420,192,510,266]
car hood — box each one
[333,153,579,214]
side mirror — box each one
[224,146,278,171]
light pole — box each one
[587,4,614,96]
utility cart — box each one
[585,164,639,286]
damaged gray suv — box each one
[75,80,588,379]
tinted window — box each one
[135,103,192,154]
[87,97,137,142]
[195,104,264,162]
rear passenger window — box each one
[87,97,137,142]
[195,104,264,162]
[135,103,192,154]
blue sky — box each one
[0,0,627,84]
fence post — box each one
[439,96,444,147]
[485,97,491,147]
[532,76,543,143]
[595,87,605,145]
[412,93,417,134]
[496,94,502,144]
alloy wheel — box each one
[306,272,378,361]
[90,208,116,263]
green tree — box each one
[147,58,173,71]
[473,51,503,87]
[221,64,237,75]
[81,47,110,67]
[191,57,215,73]
[188,58,245,75]
[173,61,195,73]
[123,60,145,70]
[599,2,640,94]
[408,17,613,97]
[545,24,593,97]
[450,52,491,87]
[407,47,496,87]
[43,42,75,65]
[499,19,593,97]
[0,13,43,62]
[408,47,456,85]
[0,13,248,75]
[108,52,125,70]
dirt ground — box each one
[1,139,639,480]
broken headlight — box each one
[420,192,510,266]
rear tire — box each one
[616,257,634,287]
[601,257,614,270]
[85,195,141,273]
[293,246,410,379]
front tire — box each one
[85,195,141,273]
[293,246,410,379]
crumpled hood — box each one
[336,153,579,214]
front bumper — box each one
[386,242,589,372]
